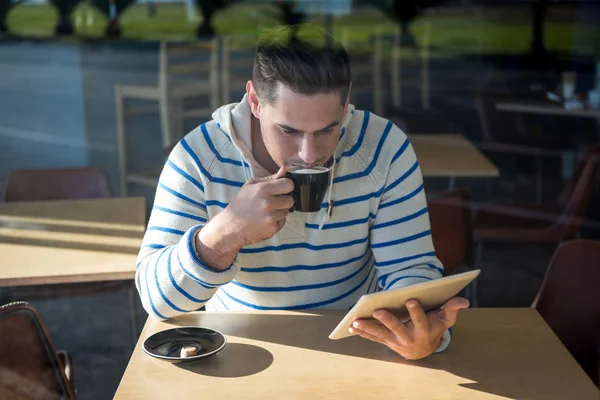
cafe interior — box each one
[0,0,599,398]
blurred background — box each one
[1,0,599,398]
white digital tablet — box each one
[329,269,481,340]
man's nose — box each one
[298,135,318,165]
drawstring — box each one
[318,157,335,230]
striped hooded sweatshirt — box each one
[136,95,451,352]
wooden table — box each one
[0,197,146,286]
[114,309,598,400]
[410,134,499,187]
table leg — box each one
[128,283,139,347]
[448,177,456,189]
[0,287,11,306]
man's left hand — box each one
[350,297,470,360]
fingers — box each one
[264,177,294,196]
[271,210,289,223]
[405,300,431,332]
[275,217,287,231]
[262,165,287,182]
[271,194,295,211]
[351,319,395,344]
[438,297,470,328]
[275,165,287,179]
[350,326,386,346]
[372,310,410,338]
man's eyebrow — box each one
[276,121,340,133]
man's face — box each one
[250,82,349,170]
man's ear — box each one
[246,80,261,118]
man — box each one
[136,27,469,360]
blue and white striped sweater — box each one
[136,97,450,350]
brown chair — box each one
[474,143,600,244]
[0,302,76,400]
[532,239,600,387]
[427,187,474,276]
[475,91,575,203]
[1,167,112,202]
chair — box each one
[115,39,220,196]
[389,23,430,110]
[474,143,600,245]
[427,187,474,276]
[475,91,576,203]
[220,35,257,105]
[0,301,76,400]
[1,167,112,202]
[532,239,600,387]
[340,28,384,116]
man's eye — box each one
[281,128,296,135]
[321,128,334,134]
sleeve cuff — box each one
[176,224,240,287]
[434,328,452,353]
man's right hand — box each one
[194,166,294,271]
[219,166,294,246]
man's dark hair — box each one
[252,26,351,105]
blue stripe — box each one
[159,182,207,210]
[239,235,368,254]
[166,247,209,303]
[384,160,419,194]
[391,137,410,164]
[371,207,428,230]
[385,275,433,290]
[186,226,233,275]
[371,229,431,249]
[167,159,204,193]
[428,263,445,276]
[335,120,392,183]
[339,127,346,141]
[337,111,369,161]
[380,184,424,210]
[214,290,230,310]
[367,267,378,293]
[201,124,248,167]
[144,248,168,319]
[154,249,190,313]
[221,267,372,310]
[153,205,207,223]
[232,254,373,292]
[322,186,384,208]
[374,251,437,267]
[181,138,245,187]
[147,226,185,235]
[143,244,166,249]
[176,250,219,289]
[241,250,370,273]
[206,200,229,209]
[305,213,376,230]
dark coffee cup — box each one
[286,167,330,212]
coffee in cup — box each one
[286,166,330,212]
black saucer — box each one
[143,327,227,363]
